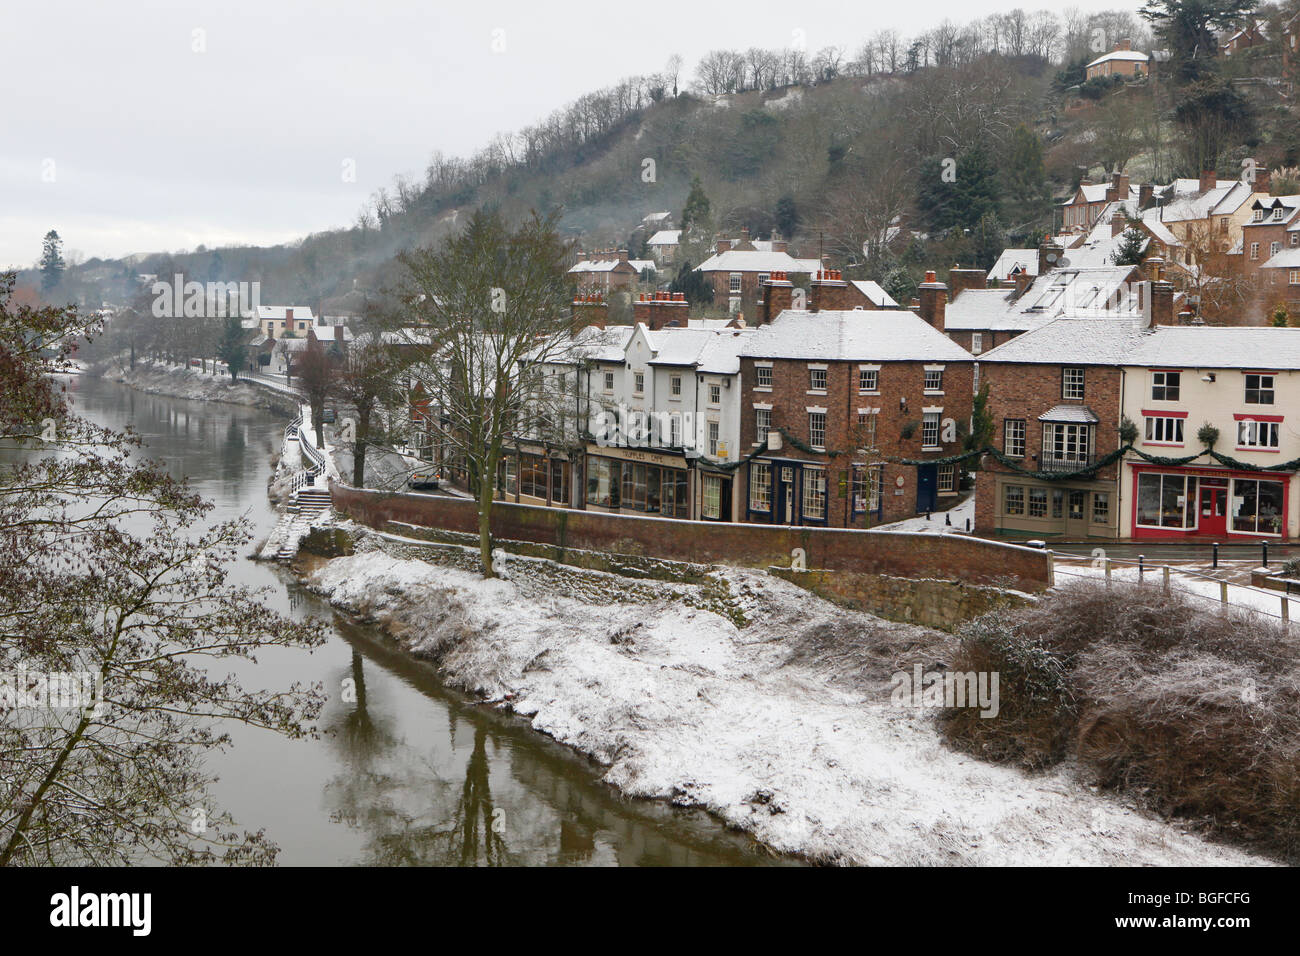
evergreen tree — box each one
[1003,125,1049,227]
[216,315,247,380]
[774,195,799,238]
[1115,225,1148,266]
[1140,0,1256,84]
[917,146,1002,233]
[680,176,712,235]
[972,213,1006,272]
[39,230,65,293]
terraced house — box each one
[737,292,974,528]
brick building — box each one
[737,298,974,528]
[694,231,821,318]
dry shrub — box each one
[941,582,1300,859]
[938,611,1075,769]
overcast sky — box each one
[1,0,1130,269]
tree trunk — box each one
[353,405,370,488]
[477,475,495,578]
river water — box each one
[57,374,786,866]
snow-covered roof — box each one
[1125,327,1300,370]
[255,305,316,322]
[1068,182,1141,206]
[568,259,638,274]
[979,318,1147,365]
[643,325,755,374]
[1039,404,1099,423]
[944,266,1144,331]
[1259,248,1300,270]
[740,310,973,362]
[571,325,635,364]
[628,259,657,273]
[695,249,822,273]
[647,229,681,246]
[1153,179,1252,221]
[1087,49,1149,67]
[988,248,1039,280]
[850,280,899,308]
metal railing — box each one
[1052,552,1298,627]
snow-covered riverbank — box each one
[304,534,1266,867]
[95,360,298,413]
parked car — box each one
[407,470,442,490]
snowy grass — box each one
[305,536,1267,866]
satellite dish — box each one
[1057,257,1071,268]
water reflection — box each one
[54,374,794,867]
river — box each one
[60,374,790,866]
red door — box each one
[1199,486,1227,536]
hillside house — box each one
[1085,39,1149,79]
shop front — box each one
[987,471,1118,539]
[1127,463,1293,539]
[584,447,692,519]
[499,445,574,509]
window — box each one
[634,372,645,394]
[1245,374,1275,405]
[1004,485,1025,515]
[855,410,877,450]
[1028,487,1047,518]
[519,454,548,499]
[756,408,771,442]
[670,415,681,447]
[708,421,720,456]
[756,366,772,388]
[971,333,982,355]
[1291,270,1300,286]
[749,463,771,512]
[502,457,517,496]
[1136,473,1197,529]
[1232,478,1285,534]
[1253,208,1264,222]
[1092,492,1110,524]
[702,474,723,519]
[1144,416,1185,444]
[808,412,827,450]
[802,467,827,520]
[707,383,721,405]
[924,368,944,392]
[921,412,941,448]
[586,457,620,508]
[1274,207,1285,221]
[728,273,742,294]
[670,375,682,396]
[809,367,828,391]
[1292,233,1299,247]
[1150,370,1181,401]
[1250,242,1260,260]
[1004,419,1026,458]
[603,371,615,391]
[858,368,878,392]
[1271,241,1281,257]
[1062,367,1085,400]
[1237,418,1280,449]
[1043,423,1093,464]
[938,464,956,493]
[1051,488,1064,519]
[852,464,882,514]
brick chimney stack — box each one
[1117,38,1132,51]
[1105,170,1130,203]
[809,269,849,312]
[1038,237,1064,275]
[917,270,947,331]
[633,291,689,330]
[715,238,732,254]
[1253,162,1271,193]
[947,267,987,301]
[760,272,795,324]
[770,235,788,253]
[1013,271,1034,298]
[1138,182,1154,209]
[1148,280,1176,327]
[1199,169,1218,193]
[571,293,608,331]
[1111,211,1128,237]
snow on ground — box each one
[874,494,974,534]
[306,542,1266,866]
[100,360,296,411]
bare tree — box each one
[389,209,576,577]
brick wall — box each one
[332,482,1051,589]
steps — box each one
[272,488,332,562]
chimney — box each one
[576,251,588,262]
[1142,255,1166,283]
[809,269,849,312]
[760,272,794,324]
[1013,271,1034,298]
[1199,169,1218,193]
[285,307,294,322]
[771,236,788,253]
[715,238,732,254]
[1117,38,1132,51]
[947,267,987,300]
[1254,163,1271,193]
[1148,280,1176,327]
[1038,237,1064,275]
[1111,211,1128,237]
[917,270,947,331]
[571,293,608,331]
[1138,182,1154,209]
[617,247,629,263]
[1105,170,1130,203]
[633,291,689,331]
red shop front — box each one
[1128,463,1293,540]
